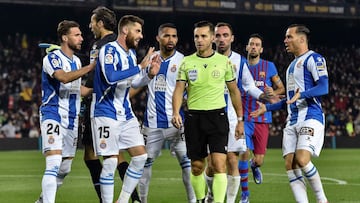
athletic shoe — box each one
[250,160,262,184]
[240,193,250,203]
[133,200,141,203]
[205,191,214,203]
[34,197,43,203]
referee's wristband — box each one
[237,116,244,122]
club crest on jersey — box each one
[188,69,197,81]
[212,70,220,78]
[296,60,303,68]
[105,53,113,64]
[171,64,177,72]
[259,71,265,78]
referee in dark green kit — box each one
[172,20,244,203]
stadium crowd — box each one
[0,32,359,139]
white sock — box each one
[42,154,62,203]
[226,175,240,203]
[302,162,327,202]
[118,153,147,203]
[56,159,72,188]
[176,151,196,203]
[139,157,153,203]
[100,157,117,203]
[287,169,308,203]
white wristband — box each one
[237,116,244,122]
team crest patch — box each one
[212,70,220,78]
[315,57,325,70]
[48,136,55,144]
[105,53,113,64]
[259,71,265,78]
[171,64,177,72]
[51,58,60,68]
[100,139,107,149]
[188,69,198,81]
[296,60,303,68]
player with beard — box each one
[92,15,161,203]
[132,23,196,203]
[82,6,141,203]
[36,20,96,203]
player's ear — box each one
[260,47,263,54]
[62,35,67,42]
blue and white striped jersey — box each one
[143,50,184,128]
[225,51,262,124]
[286,50,328,125]
[40,50,82,130]
[93,41,141,121]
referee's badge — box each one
[188,69,197,81]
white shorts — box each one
[40,119,78,157]
[227,120,246,153]
[92,117,144,156]
[142,126,186,158]
[282,119,325,157]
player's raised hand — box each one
[250,101,267,118]
[139,46,155,69]
[148,54,161,79]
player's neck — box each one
[100,30,114,39]
[294,47,309,58]
[61,45,74,60]
[160,49,175,60]
[247,56,260,66]
[117,36,128,52]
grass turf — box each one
[1,148,359,202]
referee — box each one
[172,20,244,203]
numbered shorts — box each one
[142,126,186,159]
[40,119,78,157]
[282,119,325,157]
[92,116,144,157]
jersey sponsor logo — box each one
[315,57,325,70]
[299,127,314,136]
[203,64,208,68]
[105,53,113,64]
[212,70,220,78]
[188,69,198,81]
[254,80,265,87]
[155,74,166,92]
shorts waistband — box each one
[188,108,225,114]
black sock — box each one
[85,159,102,203]
[117,161,141,202]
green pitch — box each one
[1,148,359,202]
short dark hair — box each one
[288,24,310,41]
[57,20,80,43]
[158,23,177,34]
[215,22,233,35]
[92,6,117,32]
[118,15,144,32]
[249,33,264,44]
[194,20,214,34]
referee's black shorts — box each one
[184,108,229,160]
